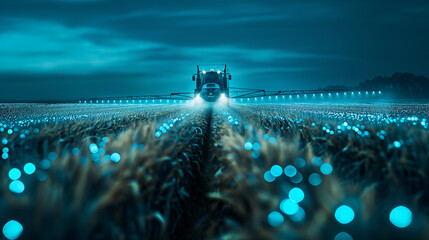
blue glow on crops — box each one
[48,152,57,161]
[244,142,252,150]
[8,168,21,180]
[252,142,261,151]
[39,159,51,169]
[103,155,111,162]
[270,165,283,177]
[155,131,162,138]
[335,205,355,224]
[89,143,98,154]
[72,147,80,156]
[289,187,304,202]
[290,207,306,223]
[9,180,25,194]
[267,211,284,227]
[251,151,260,159]
[290,172,303,183]
[102,136,109,142]
[36,170,48,182]
[280,199,299,215]
[320,163,333,175]
[2,147,9,153]
[311,156,323,167]
[389,206,412,228]
[1,138,7,144]
[2,220,23,240]
[23,163,36,175]
[264,171,276,182]
[393,141,401,148]
[309,173,322,186]
[8,129,13,134]
[334,232,353,240]
[2,153,9,159]
[111,152,121,162]
[284,165,297,177]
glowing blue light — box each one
[252,151,260,159]
[111,152,121,162]
[270,165,283,177]
[39,159,51,169]
[393,141,401,148]
[308,173,322,186]
[72,148,80,156]
[2,220,23,240]
[290,207,306,223]
[335,205,355,224]
[244,142,253,150]
[2,138,7,144]
[280,199,299,215]
[89,143,98,154]
[320,163,333,175]
[2,153,8,159]
[8,168,21,180]
[252,142,261,151]
[48,152,57,161]
[295,158,306,168]
[3,147,9,152]
[284,165,297,177]
[291,172,303,183]
[36,170,48,181]
[311,156,323,167]
[23,163,36,175]
[389,206,412,228]
[155,131,162,137]
[289,187,304,202]
[264,170,276,182]
[9,180,25,194]
[267,211,284,227]
[334,232,353,240]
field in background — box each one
[1,102,428,240]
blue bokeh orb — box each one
[335,205,355,224]
[280,199,299,215]
[264,171,276,182]
[289,187,305,203]
[389,206,412,228]
[334,232,353,240]
[111,153,121,162]
[9,180,25,194]
[289,207,306,223]
[320,163,333,175]
[267,211,284,227]
[308,173,322,186]
[284,165,297,177]
[2,220,23,240]
[8,168,21,180]
[270,165,283,177]
[23,163,36,175]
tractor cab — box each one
[193,65,231,102]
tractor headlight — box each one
[194,94,204,104]
[218,93,228,105]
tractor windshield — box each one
[203,72,220,84]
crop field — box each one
[1,102,428,240]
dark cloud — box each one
[0,0,428,101]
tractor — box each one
[193,64,231,104]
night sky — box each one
[1,0,428,101]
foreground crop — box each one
[1,103,428,240]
